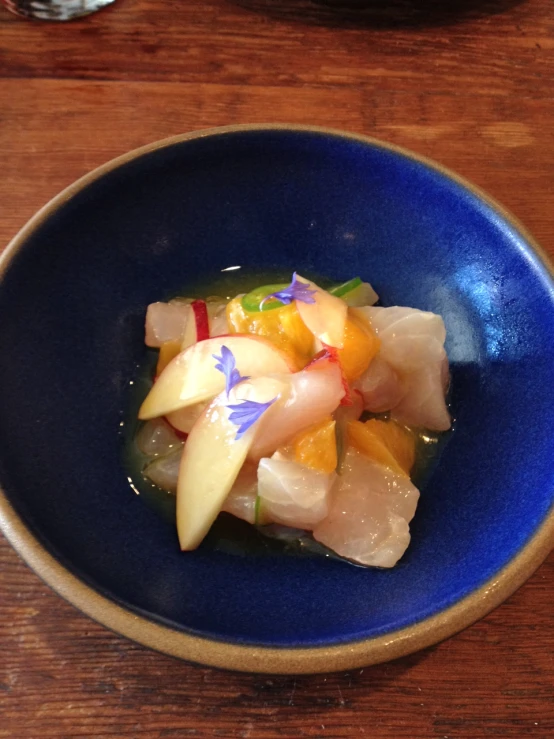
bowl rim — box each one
[1,123,553,675]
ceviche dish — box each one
[132,273,452,568]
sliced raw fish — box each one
[353,356,405,413]
[143,446,183,492]
[392,360,451,431]
[313,448,419,567]
[136,417,183,457]
[358,306,446,371]
[361,306,445,339]
[207,302,229,337]
[221,462,259,524]
[257,456,334,529]
[248,361,345,460]
[354,306,450,429]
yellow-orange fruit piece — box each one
[347,418,416,477]
[156,340,182,377]
[226,298,314,369]
[291,417,337,474]
[335,312,380,383]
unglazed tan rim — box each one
[1,124,553,675]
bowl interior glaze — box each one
[0,127,553,661]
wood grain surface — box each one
[1,0,553,736]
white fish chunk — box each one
[145,301,191,347]
[143,446,183,492]
[353,355,405,413]
[207,302,229,337]
[354,306,450,430]
[257,456,335,529]
[313,448,420,567]
[221,462,259,525]
[136,417,183,457]
[392,357,451,431]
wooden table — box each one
[1,0,553,736]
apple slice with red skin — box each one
[294,274,347,349]
[180,299,210,350]
[176,358,345,550]
[139,334,295,420]
[191,300,210,340]
[178,299,210,351]
[177,376,287,550]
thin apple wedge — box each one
[139,334,294,420]
[180,299,210,351]
[294,274,347,349]
[177,376,288,550]
[178,356,344,545]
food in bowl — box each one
[133,272,452,567]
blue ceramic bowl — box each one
[1,125,553,674]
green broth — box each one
[122,269,453,560]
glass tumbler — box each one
[2,0,115,20]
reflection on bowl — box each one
[0,125,553,674]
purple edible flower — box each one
[227,398,277,440]
[260,272,317,308]
[212,345,250,397]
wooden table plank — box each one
[0,0,553,96]
[1,540,553,738]
[1,79,553,247]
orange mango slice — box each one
[347,418,415,477]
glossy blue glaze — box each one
[0,129,553,647]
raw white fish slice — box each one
[313,448,419,567]
[257,456,334,529]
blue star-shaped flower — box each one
[212,345,250,397]
[227,398,277,440]
[260,272,317,308]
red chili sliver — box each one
[191,299,210,342]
